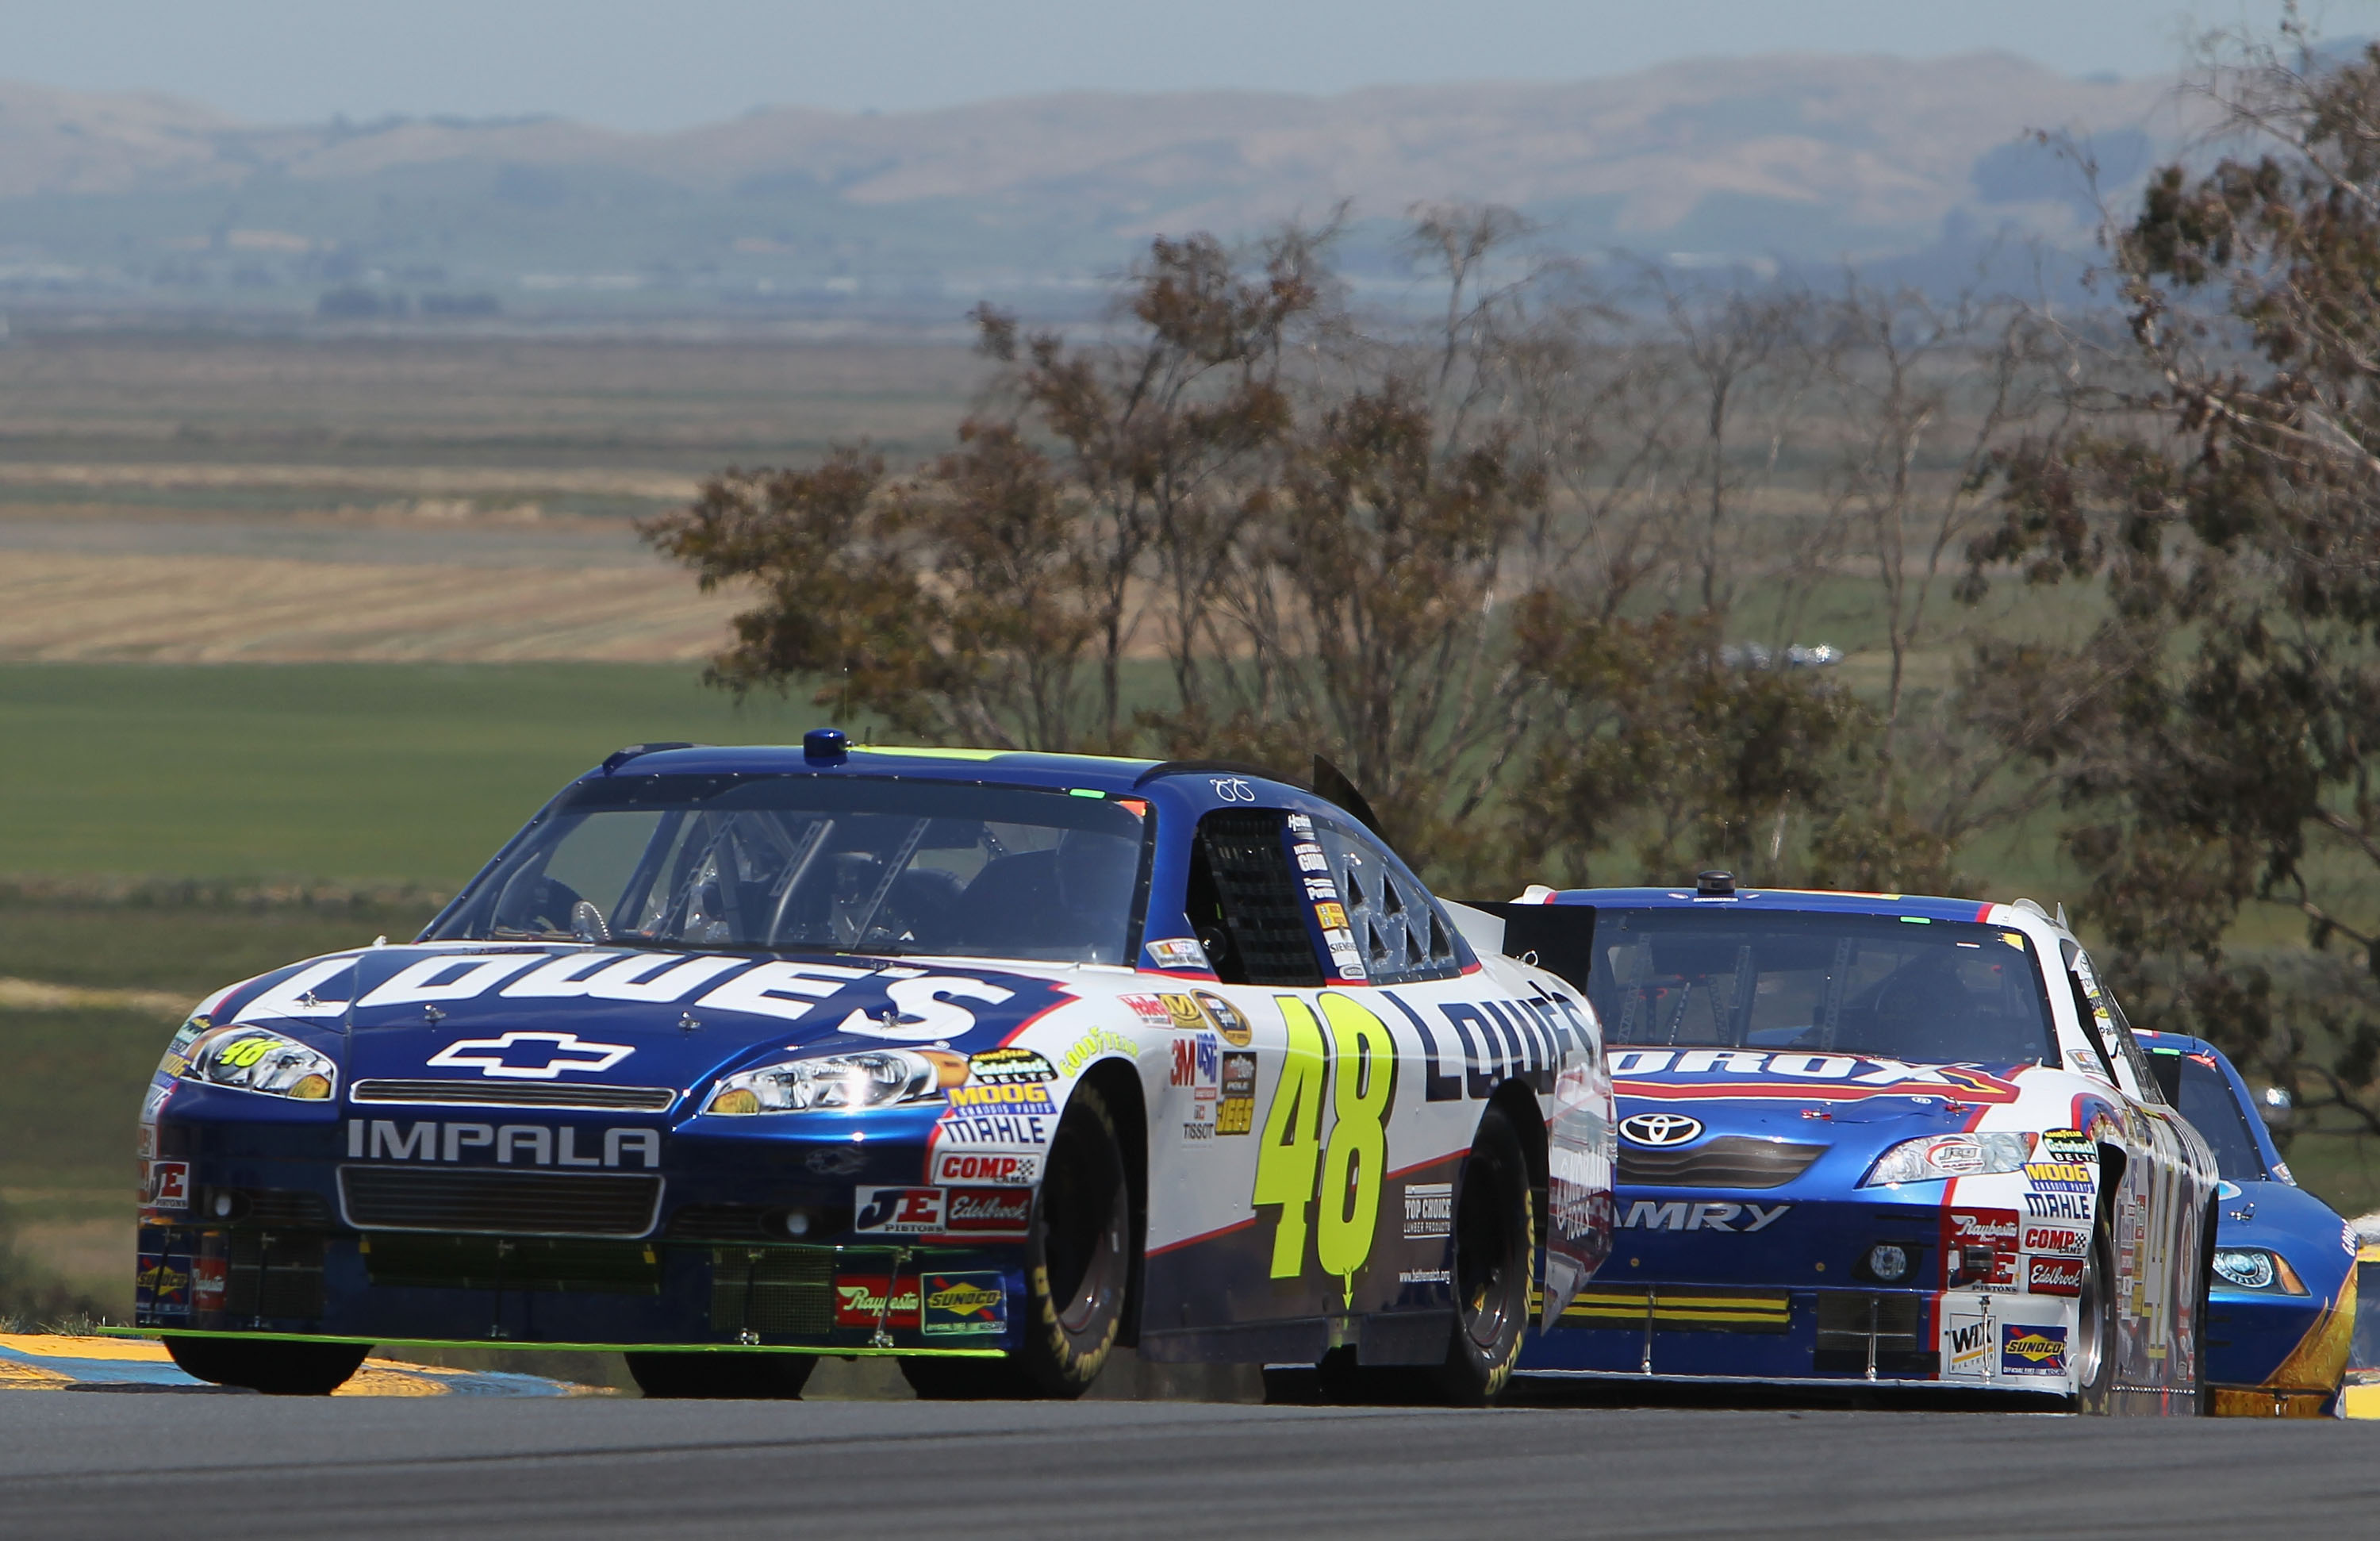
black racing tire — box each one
[625,1351,815,1399]
[2194,1197,2217,1416]
[902,1083,1133,1401]
[2070,1201,2119,1415]
[164,1335,370,1396]
[1324,1103,1534,1407]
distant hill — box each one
[0,54,2190,325]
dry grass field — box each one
[0,332,986,665]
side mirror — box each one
[2259,1086,2294,1128]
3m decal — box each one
[1218,1051,1257,1136]
[933,1149,1037,1186]
[1609,1049,2021,1105]
[1253,992,1398,1297]
[854,1186,948,1235]
[1402,1182,1453,1239]
[966,1048,1057,1085]
[920,1271,1009,1336]
[147,1160,190,1210]
[1622,1200,1791,1232]
[426,1031,634,1081]
[2027,1256,2085,1297]
[2000,1322,2069,1377]
[1170,1032,1220,1090]
[832,1275,920,1328]
[1196,991,1253,1047]
[1942,1300,1994,1380]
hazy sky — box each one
[2,0,2357,129]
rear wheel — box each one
[901,1083,1133,1401]
[625,1351,814,1399]
[1321,1104,1534,1407]
[164,1335,370,1396]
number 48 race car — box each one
[1505,877,2220,1412]
[125,735,1614,1400]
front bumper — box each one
[133,1093,1027,1355]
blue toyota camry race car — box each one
[2131,1029,2356,1416]
[1506,877,2219,1412]
[125,735,1614,1400]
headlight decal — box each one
[706,1047,967,1115]
[2211,1248,2308,1294]
[1861,1131,2036,1187]
[182,1024,339,1101]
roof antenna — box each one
[2056,902,2070,930]
[1312,755,1389,843]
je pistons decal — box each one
[1610,1049,2021,1105]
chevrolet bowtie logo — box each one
[1619,1111,1705,1147]
[426,1031,635,1080]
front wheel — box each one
[626,1351,814,1399]
[164,1335,370,1396]
[2069,1205,2118,1414]
[902,1083,1133,1401]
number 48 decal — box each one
[1253,991,1399,1302]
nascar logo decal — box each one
[1610,1049,2021,1104]
[1618,1112,1704,1147]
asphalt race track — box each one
[7,1389,2380,1539]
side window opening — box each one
[2059,941,2122,1087]
[1310,816,1465,985]
[1192,810,1325,988]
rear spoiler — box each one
[1447,900,1596,997]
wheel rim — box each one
[1454,1153,1518,1352]
[2071,1237,2108,1389]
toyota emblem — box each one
[1619,1112,1705,1147]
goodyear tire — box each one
[1324,1103,1533,1407]
[626,1351,814,1399]
[903,1083,1131,1401]
[164,1335,370,1396]
[2070,1203,2118,1414]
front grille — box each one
[1618,1136,1826,1189]
[351,1079,678,1112]
[363,1233,662,1293]
[710,1247,836,1335]
[1560,1285,1792,1334]
[214,1232,327,1321]
[338,1166,663,1238]
[1813,1290,1932,1375]
[669,1205,774,1243]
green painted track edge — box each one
[93,1326,1003,1358]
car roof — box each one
[583,743,1168,795]
[1545,886,1998,924]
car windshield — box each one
[430,773,1153,965]
[1586,907,2059,1065]
[2167,1051,2269,1182]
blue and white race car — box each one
[2131,1029,2357,1416]
[126,736,1613,1400]
[1507,877,2219,1412]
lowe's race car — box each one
[1508,878,2220,1412]
[126,735,1614,1399]
[2131,1029,2357,1416]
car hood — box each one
[1610,1049,2045,1156]
[209,942,1081,1095]
[2217,1177,2357,1268]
